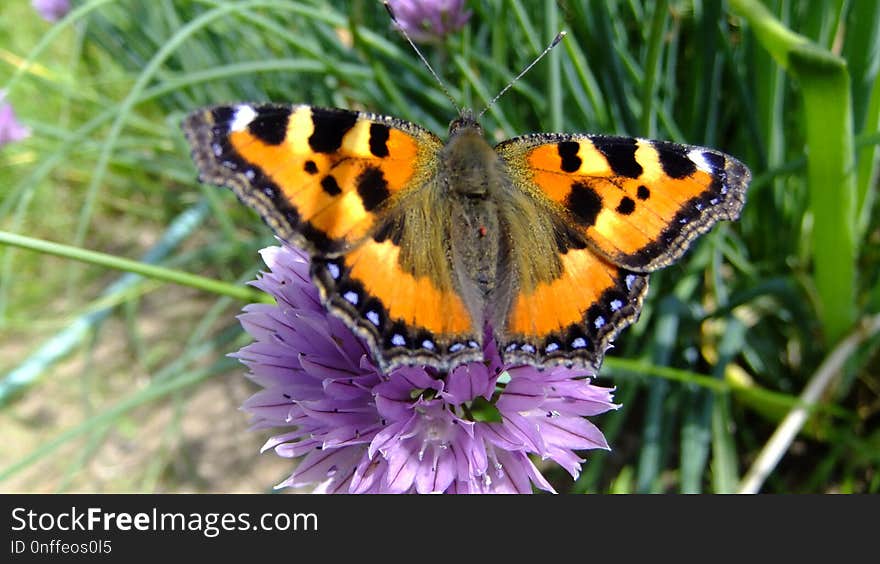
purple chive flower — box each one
[237,242,618,494]
[32,0,71,23]
[0,93,30,146]
[387,0,472,43]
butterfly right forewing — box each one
[497,133,749,272]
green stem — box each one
[0,231,265,303]
[729,0,857,343]
[604,357,851,420]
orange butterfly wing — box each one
[184,104,482,372]
[501,246,649,372]
[500,134,750,271]
[494,134,749,369]
[184,104,435,253]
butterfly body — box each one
[184,103,749,373]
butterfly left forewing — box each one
[183,103,442,255]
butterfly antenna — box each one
[384,1,462,114]
[477,31,566,119]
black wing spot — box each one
[248,107,290,145]
[656,142,696,178]
[592,137,643,178]
[308,108,358,153]
[320,175,342,196]
[616,196,636,215]
[557,141,582,173]
[565,182,603,227]
[369,123,390,157]
[356,166,390,211]
[637,185,650,200]
[304,160,318,174]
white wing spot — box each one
[449,343,465,353]
[572,337,587,349]
[521,343,536,354]
[687,149,712,172]
[625,274,637,290]
[326,263,341,280]
[610,299,623,311]
[421,340,436,351]
[594,316,606,329]
[343,291,359,305]
[366,310,380,326]
[391,334,406,347]
[545,342,560,353]
[230,105,257,132]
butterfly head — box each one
[448,108,482,138]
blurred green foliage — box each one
[1,0,877,493]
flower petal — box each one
[237,242,617,494]
[442,362,494,405]
[414,447,456,493]
[495,377,547,412]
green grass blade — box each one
[730,0,857,343]
[635,298,678,493]
[843,1,880,132]
[545,1,562,132]
[639,0,668,137]
[856,75,880,236]
[711,390,740,493]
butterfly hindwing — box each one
[500,245,648,372]
[496,133,750,272]
[311,240,482,372]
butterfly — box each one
[183,100,749,374]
